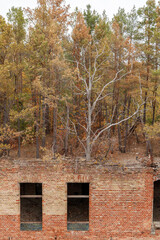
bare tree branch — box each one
[91,102,145,147]
[91,69,124,113]
[70,119,86,151]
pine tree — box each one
[26,0,69,157]
[137,0,157,124]
[7,7,27,157]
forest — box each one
[0,0,159,161]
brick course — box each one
[0,157,159,239]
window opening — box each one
[153,180,160,229]
[20,183,42,231]
[67,183,89,231]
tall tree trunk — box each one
[152,47,158,125]
[3,95,8,127]
[17,118,21,157]
[106,103,108,123]
[36,119,40,159]
[98,103,102,128]
[143,48,150,124]
[118,124,122,152]
[42,99,46,148]
[140,117,153,164]
[124,96,131,151]
[52,107,57,157]
[45,104,50,134]
[86,88,91,161]
[112,68,120,133]
[117,95,123,153]
[105,128,112,158]
[36,95,40,159]
[3,95,10,156]
[152,99,156,125]
[64,105,69,156]
[121,93,127,153]
[143,91,147,124]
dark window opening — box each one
[67,183,89,231]
[20,183,42,195]
[20,183,42,231]
[67,183,89,196]
[153,181,160,225]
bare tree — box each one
[71,44,144,161]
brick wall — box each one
[0,158,159,239]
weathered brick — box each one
[0,158,159,239]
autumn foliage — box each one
[0,0,159,160]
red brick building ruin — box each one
[0,156,160,239]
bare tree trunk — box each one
[135,130,140,144]
[111,80,116,134]
[106,103,108,123]
[64,105,69,156]
[3,95,8,127]
[2,95,10,156]
[74,95,81,148]
[105,128,112,158]
[118,93,128,153]
[36,119,40,159]
[36,95,40,159]
[45,104,50,134]
[143,92,147,124]
[112,80,119,134]
[17,118,21,157]
[118,124,122,152]
[140,117,153,165]
[152,52,158,125]
[86,88,91,161]
[124,96,131,151]
[98,103,102,128]
[152,100,156,125]
[52,107,57,157]
[42,99,46,148]
[143,55,150,124]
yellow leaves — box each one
[32,76,43,93]
[41,148,62,161]
[51,56,64,69]
[0,16,13,49]
[22,127,34,145]
[0,143,11,150]
[32,76,58,107]
[144,123,160,138]
[0,125,17,152]
[62,67,73,81]
[10,107,35,122]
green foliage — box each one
[7,7,27,43]
[83,5,100,34]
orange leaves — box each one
[72,12,91,47]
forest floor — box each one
[5,131,159,164]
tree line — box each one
[0,0,159,161]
